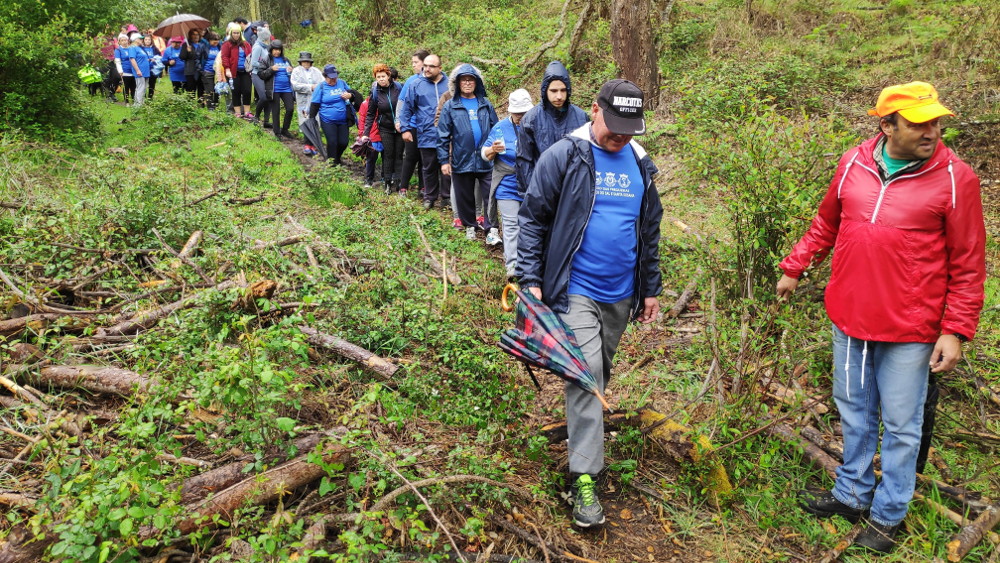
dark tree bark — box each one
[610,0,659,110]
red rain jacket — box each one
[357,99,381,143]
[779,134,985,343]
[220,40,252,75]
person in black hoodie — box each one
[361,64,404,193]
[515,61,589,194]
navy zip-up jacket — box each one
[515,61,590,196]
[437,64,499,174]
[517,124,663,318]
[397,72,450,148]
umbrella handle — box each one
[500,283,518,312]
[594,390,612,412]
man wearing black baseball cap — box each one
[517,79,662,528]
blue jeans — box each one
[830,325,934,526]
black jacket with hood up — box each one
[514,61,590,196]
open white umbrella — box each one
[154,14,211,39]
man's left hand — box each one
[638,297,659,324]
[930,334,962,373]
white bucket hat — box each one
[508,89,534,113]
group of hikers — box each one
[85,24,987,554]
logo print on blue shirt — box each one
[603,172,617,187]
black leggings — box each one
[232,71,251,108]
[320,121,350,165]
[379,128,404,184]
[148,75,158,99]
[184,75,203,100]
[171,80,184,94]
[270,91,294,134]
[201,71,218,108]
[123,75,136,103]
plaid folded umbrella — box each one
[498,285,611,411]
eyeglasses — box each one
[424,64,440,68]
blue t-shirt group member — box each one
[481,88,534,274]
[127,33,150,107]
[309,64,354,165]
[267,39,295,139]
[437,64,499,241]
[517,79,662,529]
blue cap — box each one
[323,64,338,78]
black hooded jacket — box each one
[514,61,590,195]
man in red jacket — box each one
[776,82,985,554]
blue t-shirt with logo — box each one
[460,97,482,148]
[203,44,220,73]
[237,48,246,71]
[116,47,133,76]
[311,79,351,123]
[163,46,185,81]
[272,56,293,93]
[568,143,643,303]
[482,118,521,201]
[128,45,150,77]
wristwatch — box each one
[952,332,969,343]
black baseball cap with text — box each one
[596,79,646,135]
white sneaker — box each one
[465,226,477,240]
[485,228,501,246]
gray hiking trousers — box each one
[559,293,631,476]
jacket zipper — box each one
[856,161,940,223]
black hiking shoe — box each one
[569,474,605,528]
[854,521,901,554]
[798,490,868,523]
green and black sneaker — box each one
[569,474,605,528]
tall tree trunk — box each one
[610,0,659,110]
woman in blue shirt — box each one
[201,31,221,109]
[266,40,295,139]
[309,65,355,165]
[140,35,161,99]
[162,36,186,94]
[114,35,134,104]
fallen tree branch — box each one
[336,475,533,523]
[179,433,325,504]
[948,504,1000,561]
[411,217,462,285]
[300,326,398,379]
[815,521,865,563]
[666,277,698,318]
[770,423,839,479]
[142,442,350,539]
[522,0,571,70]
[252,236,303,251]
[13,365,152,396]
[97,279,238,337]
[487,513,576,563]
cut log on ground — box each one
[15,365,152,396]
[300,325,399,379]
[770,423,839,479]
[180,433,325,504]
[666,277,698,318]
[141,442,350,539]
[0,524,54,563]
[0,313,90,337]
[97,279,238,337]
[948,504,1000,561]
